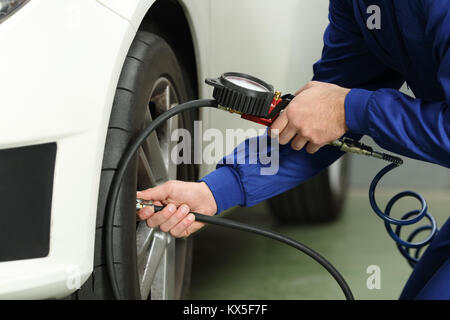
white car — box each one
[0,0,347,299]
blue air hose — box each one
[368,162,439,267]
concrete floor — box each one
[188,187,449,300]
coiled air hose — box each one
[330,141,439,268]
[369,163,438,268]
[105,98,439,300]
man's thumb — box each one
[137,182,173,201]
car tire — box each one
[268,156,350,223]
[72,31,197,299]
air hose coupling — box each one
[330,138,374,156]
[331,138,403,166]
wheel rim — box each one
[136,77,180,300]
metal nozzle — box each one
[136,199,154,211]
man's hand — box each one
[136,181,217,238]
[270,81,350,154]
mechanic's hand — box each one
[136,181,217,238]
[270,81,350,154]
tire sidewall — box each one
[76,32,194,300]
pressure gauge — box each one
[205,72,275,117]
[223,75,271,92]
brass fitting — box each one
[274,91,281,100]
[217,105,242,115]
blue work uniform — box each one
[201,0,450,299]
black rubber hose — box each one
[153,205,354,300]
[193,214,354,300]
[105,98,354,300]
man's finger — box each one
[146,203,177,228]
[159,204,190,233]
[291,135,308,151]
[306,142,323,154]
[170,214,196,238]
[278,123,297,145]
[137,206,155,220]
[269,109,288,136]
[153,200,164,207]
[137,182,172,201]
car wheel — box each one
[268,156,350,223]
[73,31,196,299]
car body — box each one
[0,0,329,299]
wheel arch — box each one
[97,0,202,99]
[98,0,207,101]
[138,1,199,99]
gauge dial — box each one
[205,72,275,117]
[223,75,270,92]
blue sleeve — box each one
[344,2,450,168]
[201,133,349,214]
[201,0,402,214]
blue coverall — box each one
[201,0,450,299]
